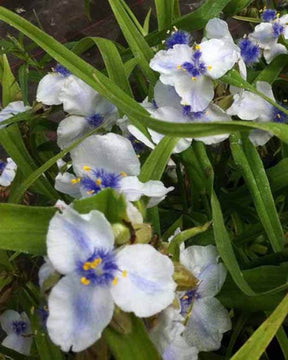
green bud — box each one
[112,223,130,245]
[134,223,152,244]
[173,262,198,291]
[110,307,133,334]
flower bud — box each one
[173,262,198,290]
[134,223,152,244]
[112,223,130,245]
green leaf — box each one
[73,188,128,223]
[143,8,152,36]
[108,0,157,84]
[254,54,288,84]
[223,0,254,16]
[0,54,21,106]
[155,0,174,31]
[139,136,179,182]
[18,63,29,105]
[276,326,288,359]
[0,203,56,255]
[104,315,161,360]
[231,293,288,360]
[230,133,284,252]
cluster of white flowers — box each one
[1,11,287,359]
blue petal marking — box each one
[86,113,105,128]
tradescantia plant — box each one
[0,0,288,359]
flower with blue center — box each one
[46,206,176,352]
[262,9,277,22]
[165,30,191,49]
[0,158,17,187]
[55,133,173,207]
[56,76,118,149]
[239,38,261,65]
[227,81,285,145]
[0,310,32,355]
[150,38,238,112]
[249,13,288,64]
[0,101,31,130]
[37,64,73,105]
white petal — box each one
[127,125,155,149]
[39,257,57,289]
[2,334,32,356]
[200,39,238,79]
[36,73,67,105]
[126,201,143,224]
[47,207,114,274]
[47,275,114,352]
[0,310,21,334]
[249,23,277,49]
[175,75,214,112]
[163,335,198,360]
[57,116,90,149]
[59,76,102,116]
[71,133,140,177]
[180,245,219,278]
[205,18,233,42]
[55,172,82,199]
[111,244,176,317]
[0,101,30,129]
[0,158,17,186]
[183,297,231,351]
[249,129,273,146]
[256,81,275,101]
[154,81,182,109]
[264,43,288,64]
[197,263,227,297]
[150,45,192,81]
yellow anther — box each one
[192,77,197,81]
[121,171,127,177]
[83,262,91,271]
[208,65,212,70]
[71,178,81,184]
[96,178,102,186]
[122,270,128,278]
[277,114,281,119]
[173,26,178,31]
[113,277,119,285]
[87,190,95,195]
[91,258,102,269]
[194,44,201,50]
[182,295,189,300]
[177,65,182,70]
[83,165,91,171]
[277,13,280,18]
[81,277,90,285]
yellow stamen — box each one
[87,190,95,195]
[122,270,128,278]
[71,178,81,184]
[113,277,119,285]
[81,277,90,285]
[83,262,91,271]
[182,295,189,300]
[121,171,127,177]
[208,65,212,70]
[83,165,91,171]
[177,65,182,70]
[96,178,102,186]
[91,258,102,269]
[277,13,280,18]
[192,77,197,81]
[277,114,281,119]
[173,26,178,31]
[194,44,201,50]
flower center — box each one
[54,64,71,77]
[180,288,200,317]
[239,38,261,65]
[0,160,6,175]
[165,30,190,49]
[78,249,118,286]
[182,105,207,120]
[86,113,105,128]
[128,134,146,154]
[262,9,277,22]
[273,106,288,123]
[179,49,208,80]
[272,22,284,38]
[12,320,27,336]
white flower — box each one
[46,207,176,352]
[57,76,118,149]
[55,133,173,207]
[150,39,238,112]
[249,12,288,64]
[179,245,231,351]
[0,310,32,356]
[227,81,286,145]
[0,158,17,187]
[0,101,30,129]
[150,307,198,360]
